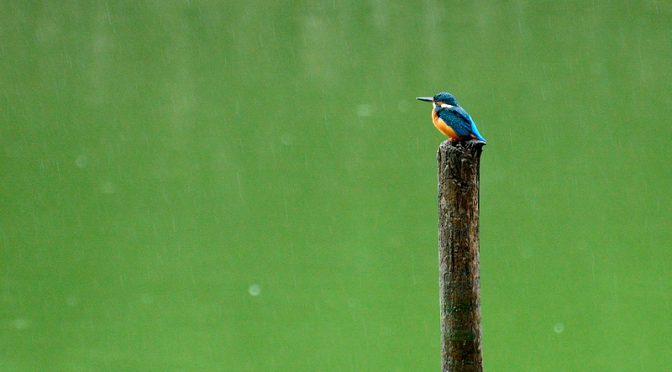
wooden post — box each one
[437,140,484,371]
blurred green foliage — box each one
[1,1,671,370]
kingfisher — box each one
[417,92,486,143]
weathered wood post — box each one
[437,140,484,371]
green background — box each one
[2,1,671,371]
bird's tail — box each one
[471,125,486,143]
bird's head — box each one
[416,91,459,107]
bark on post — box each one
[437,140,484,372]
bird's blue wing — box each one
[437,106,486,141]
[437,107,472,137]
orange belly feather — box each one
[432,110,458,139]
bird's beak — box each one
[416,97,433,102]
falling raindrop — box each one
[280,133,293,146]
[12,318,30,330]
[75,154,88,168]
[100,181,116,194]
[141,294,154,305]
[66,295,79,307]
[248,284,261,296]
[356,104,373,117]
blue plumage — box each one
[436,106,486,142]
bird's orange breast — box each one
[432,110,458,139]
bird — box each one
[416,92,486,143]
